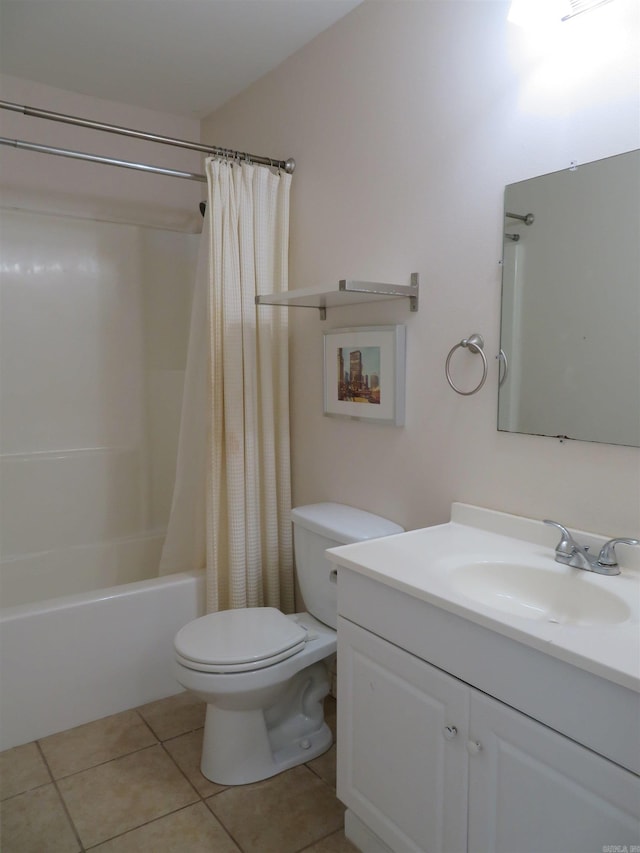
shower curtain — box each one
[159,158,294,616]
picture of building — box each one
[337,346,381,404]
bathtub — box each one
[0,570,205,751]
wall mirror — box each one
[498,149,640,447]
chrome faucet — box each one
[544,520,639,576]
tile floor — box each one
[0,693,358,853]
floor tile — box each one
[0,741,51,800]
[206,764,345,853]
[137,691,206,741]
[307,743,336,788]
[39,709,157,779]
[302,828,360,852]
[0,783,80,853]
[57,744,198,848]
[90,802,241,853]
[163,729,228,798]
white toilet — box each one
[174,502,403,785]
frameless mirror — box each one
[498,149,640,447]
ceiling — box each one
[0,0,362,118]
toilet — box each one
[174,502,403,786]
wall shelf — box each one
[255,273,419,320]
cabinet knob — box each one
[443,725,458,740]
[466,740,482,755]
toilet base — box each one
[199,661,333,785]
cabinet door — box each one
[468,690,640,853]
[337,617,469,853]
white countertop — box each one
[327,504,640,692]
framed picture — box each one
[323,325,406,425]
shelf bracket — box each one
[255,272,419,319]
[337,272,419,314]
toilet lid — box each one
[174,607,308,673]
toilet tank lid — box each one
[291,502,403,544]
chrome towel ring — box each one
[497,348,508,387]
[445,333,488,396]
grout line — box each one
[158,724,206,746]
[133,697,207,743]
[132,707,164,742]
[305,761,336,789]
[296,826,348,853]
[38,740,162,782]
[82,802,212,851]
[34,740,54,782]
[0,782,52,803]
[159,740,204,801]
[0,742,55,803]
[36,741,87,853]
[133,707,170,743]
[201,797,247,852]
[8,697,342,853]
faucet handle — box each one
[543,520,578,556]
[597,538,640,567]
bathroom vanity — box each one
[328,504,640,853]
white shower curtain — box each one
[159,158,294,616]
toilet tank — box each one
[291,503,403,630]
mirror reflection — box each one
[498,149,640,447]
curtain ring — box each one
[445,333,488,396]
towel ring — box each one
[445,333,488,396]
[497,348,508,387]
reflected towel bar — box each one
[505,211,535,225]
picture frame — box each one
[323,325,406,425]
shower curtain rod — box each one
[0,99,296,174]
[0,136,207,182]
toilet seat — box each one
[174,607,308,673]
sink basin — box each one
[449,562,631,625]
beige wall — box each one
[202,0,640,538]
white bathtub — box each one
[0,570,205,751]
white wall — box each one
[202,0,640,537]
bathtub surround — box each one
[202,0,640,538]
[0,77,210,752]
[0,75,204,612]
[0,208,198,608]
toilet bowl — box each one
[175,609,336,785]
[174,503,403,786]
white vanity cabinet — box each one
[467,689,640,853]
[337,582,640,853]
[338,616,469,853]
[338,616,640,853]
